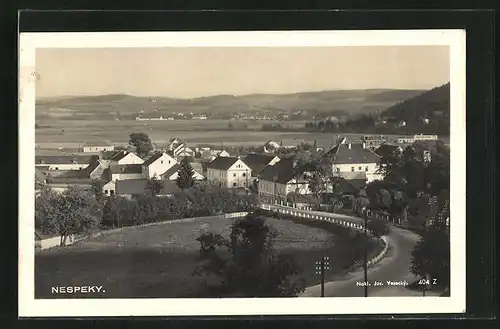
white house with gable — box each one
[142,152,177,179]
[109,150,144,165]
[323,137,383,183]
[206,156,252,189]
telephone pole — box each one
[315,256,330,297]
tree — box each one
[101,196,136,228]
[307,173,324,209]
[366,218,390,240]
[355,189,370,212]
[35,186,102,245]
[128,132,153,158]
[194,213,305,297]
[176,157,195,189]
[90,179,106,204]
[410,205,450,290]
[146,175,164,197]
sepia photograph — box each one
[19,30,466,316]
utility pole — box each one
[315,256,330,297]
[363,212,368,297]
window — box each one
[161,161,163,164]
[104,190,108,194]
[110,190,114,196]
[55,167,59,170]
[365,166,369,172]
[169,161,171,164]
[351,167,354,172]
[233,173,236,177]
[358,166,362,170]
[233,182,237,187]
[242,173,246,177]
[336,168,340,173]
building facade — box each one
[83,144,115,153]
[323,139,383,184]
[142,152,177,179]
[206,157,252,189]
[35,155,95,171]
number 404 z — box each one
[418,278,437,285]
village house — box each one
[142,152,177,179]
[82,142,115,153]
[206,156,252,189]
[167,137,195,158]
[323,137,383,183]
[208,149,231,161]
[242,153,281,181]
[361,135,387,150]
[263,140,281,153]
[108,164,144,181]
[106,150,144,165]
[397,137,416,144]
[258,158,367,206]
[257,158,313,204]
[35,155,95,171]
[113,179,181,199]
[160,163,205,181]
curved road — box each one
[265,205,441,297]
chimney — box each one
[348,143,352,150]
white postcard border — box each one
[19,30,466,317]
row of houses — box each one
[203,137,395,203]
[35,148,205,198]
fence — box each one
[260,203,389,268]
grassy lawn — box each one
[35,215,383,298]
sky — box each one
[35,46,449,99]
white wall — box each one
[102,180,116,195]
[334,162,381,183]
[207,168,227,188]
[83,146,115,153]
[111,172,144,181]
[167,170,204,181]
[39,235,75,249]
[36,164,87,171]
[143,153,177,179]
[226,160,252,188]
[268,156,281,166]
[116,153,144,165]
[206,161,251,189]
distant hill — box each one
[36,89,425,120]
[381,83,450,122]
[303,83,450,135]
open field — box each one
[35,216,382,298]
[35,119,450,153]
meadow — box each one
[35,119,337,150]
[35,216,382,298]
[36,119,447,153]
